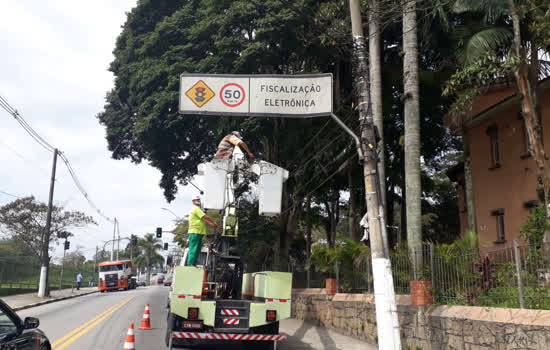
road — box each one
[17,285,376,350]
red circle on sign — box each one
[220,83,246,107]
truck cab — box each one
[98,260,137,292]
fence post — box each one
[367,258,371,294]
[513,239,525,309]
[430,243,435,291]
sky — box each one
[0,0,199,260]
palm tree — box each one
[135,233,163,286]
[369,0,386,215]
[452,0,550,242]
[403,0,423,278]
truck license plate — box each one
[182,321,203,329]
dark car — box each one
[163,277,172,287]
[157,274,165,284]
[0,298,50,349]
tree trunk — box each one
[387,184,396,248]
[305,197,312,260]
[508,0,550,244]
[369,0,386,214]
[146,257,151,286]
[462,130,477,234]
[348,165,359,241]
[403,0,422,279]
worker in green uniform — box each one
[187,195,218,266]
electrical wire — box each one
[58,152,114,223]
[0,94,114,223]
[242,153,357,235]
[0,190,21,198]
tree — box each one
[446,0,550,241]
[0,197,96,261]
[369,0,386,215]
[403,0,423,277]
[136,233,163,285]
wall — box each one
[292,290,550,350]
[465,89,550,247]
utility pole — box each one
[349,1,401,349]
[111,218,117,261]
[116,220,120,261]
[38,148,58,298]
[95,245,99,274]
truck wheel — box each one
[165,312,175,347]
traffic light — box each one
[64,240,70,250]
[156,227,162,238]
[164,242,168,250]
[131,235,138,246]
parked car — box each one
[0,298,50,349]
[137,278,147,287]
[163,277,172,287]
[157,274,165,284]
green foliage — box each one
[520,205,549,247]
[135,233,164,283]
[309,239,370,290]
[0,196,97,259]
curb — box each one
[12,290,99,312]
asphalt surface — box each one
[16,284,376,350]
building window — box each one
[518,112,531,158]
[486,125,500,168]
[491,209,505,242]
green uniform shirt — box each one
[188,205,207,235]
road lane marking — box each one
[51,296,132,347]
[52,296,134,350]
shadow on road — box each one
[280,320,341,350]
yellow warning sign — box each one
[185,80,215,108]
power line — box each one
[0,190,21,199]
[58,152,114,223]
[0,94,113,223]
[243,153,357,235]
[0,96,55,153]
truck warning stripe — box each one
[221,309,240,315]
[223,318,240,325]
[172,332,287,341]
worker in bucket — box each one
[214,131,254,160]
[187,195,218,266]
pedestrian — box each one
[76,272,82,290]
[214,131,254,160]
[89,275,94,287]
[187,196,218,266]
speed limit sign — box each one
[220,83,246,107]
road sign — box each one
[179,73,332,117]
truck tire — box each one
[165,312,175,347]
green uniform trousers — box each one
[187,233,203,266]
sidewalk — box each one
[3,287,98,311]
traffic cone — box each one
[138,304,152,330]
[123,323,135,350]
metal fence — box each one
[0,256,96,296]
[298,240,550,310]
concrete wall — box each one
[292,290,550,349]
[464,88,550,247]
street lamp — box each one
[161,207,181,220]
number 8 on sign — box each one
[220,83,246,107]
